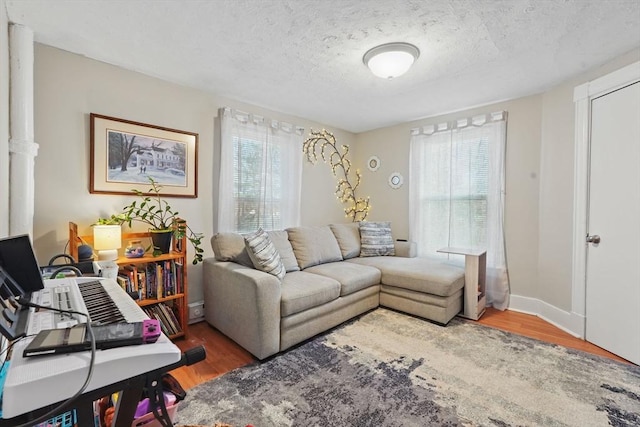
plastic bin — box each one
[131,403,179,427]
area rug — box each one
[176,309,640,426]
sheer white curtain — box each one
[218,107,303,233]
[409,112,509,309]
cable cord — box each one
[10,302,96,427]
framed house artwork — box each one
[90,113,198,197]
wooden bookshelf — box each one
[69,221,188,340]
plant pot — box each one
[150,229,173,254]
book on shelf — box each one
[143,303,182,336]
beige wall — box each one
[355,95,543,302]
[32,44,354,303]
[537,48,640,313]
[356,48,640,318]
[29,40,640,323]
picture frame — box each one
[90,113,198,197]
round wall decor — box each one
[367,155,381,172]
[388,172,403,189]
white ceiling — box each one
[5,0,640,133]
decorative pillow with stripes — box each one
[359,221,395,257]
[244,228,286,280]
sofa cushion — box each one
[244,228,286,280]
[359,221,395,257]
[267,230,300,273]
[280,271,341,317]
[330,222,361,259]
[347,256,464,297]
[211,232,253,267]
[286,226,343,269]
[305,261,381,296]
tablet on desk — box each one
[23,322,146,357]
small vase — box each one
[150,229,173,254]
[125,239,146,258]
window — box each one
[417,134,489,254]
[232,136,283,232]
[218,108,303,233]
[410,112,509,309]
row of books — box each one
[143,303,183,337]
[116,260,184,300]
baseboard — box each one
[508,294,585,339]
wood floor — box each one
[170,308,632,390]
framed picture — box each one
[90,113,198,197]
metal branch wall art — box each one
[303,129,371,222]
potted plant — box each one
[107,177,204,264]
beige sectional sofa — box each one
[203,222,465,360]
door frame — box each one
[571,61,640,338]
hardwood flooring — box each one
[170,308,633,390]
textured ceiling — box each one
[5,0,640,133]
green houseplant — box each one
[103,177,204,264]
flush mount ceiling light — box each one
[363,42,420,79]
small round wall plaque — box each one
[367,156,381,172]
[388,172,403,189]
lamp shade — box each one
[93,225,122,261]
[363,42,420,79]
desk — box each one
[0,344,204,427]
[437,247,486,320]
[1,338,185,427]
[0,277,190,427]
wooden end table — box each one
[437,247,487,320]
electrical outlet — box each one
[188,301,205,323]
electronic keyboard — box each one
[1,277,181,419]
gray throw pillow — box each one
[286,225,343,269]
[359,221,395,257]
[330,222,361,259]
[267,230,300,273]
[244,228,286,280]
[210,232,253,267]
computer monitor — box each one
[0,234,45,300]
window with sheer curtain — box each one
[409,112,509,309]
[218,107,303,233]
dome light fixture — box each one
[363,42,420,79]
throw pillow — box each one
[286,226,343,269]
[330,222,361,259]
[267,230,300,273]
[359,221,395,257]
[243,228,286,280]
[210,233,253,267]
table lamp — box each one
[93,225,122,261]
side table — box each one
[437,247,487,320]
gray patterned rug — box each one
[176,309,640,426]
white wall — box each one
[33,44,354,303]
[0,0,9,236]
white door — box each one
[585,81,640,365]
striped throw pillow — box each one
[359,221,395,257]
[244,228,286,280]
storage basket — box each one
[33,410,77,427]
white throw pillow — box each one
[244,228,286,280]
